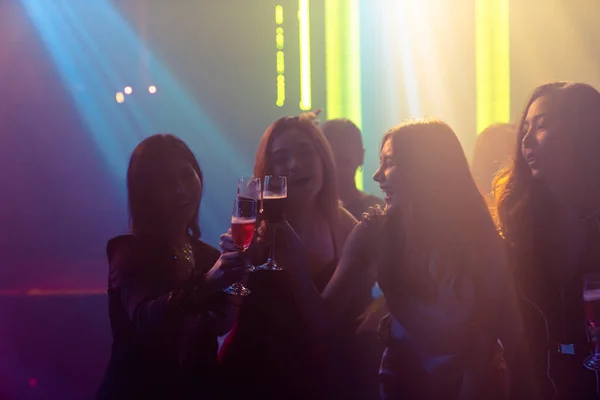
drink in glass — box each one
[223,186,258,296]
[231,216,256,250]
[583,273,600,370]
[258,176,287,271]
[262,192,287,223]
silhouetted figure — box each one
[471,123,516,197]
[96,134,246,400]
[322,118,385,219]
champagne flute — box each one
[583,273,600,370]
[237,176,262,202]
[258,175,287,271]
[223,195,257,296]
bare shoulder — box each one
[336,206,358,244]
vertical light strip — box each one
[275,4,284,25]
[475,0,510,134]
[298,0,311,110]
[275,5,285,107]
[325,0,363,189]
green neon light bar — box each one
[475,0,510,134]
[325,0,363,189]
[298,0,312,110]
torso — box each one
[294,216,340,276]
[99,235,223,400]
[219,208,367,399]
[515,211,600,399]
[545,210,587,284]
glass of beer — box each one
[258,175,287,271]
[583,273,600,370]
[223,178,260,296]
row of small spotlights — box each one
[116,85,158,103]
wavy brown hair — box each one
[494,82,600,255]
[127,133,203,240]
[254,116,339,226]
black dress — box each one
[219,242,375,399]
[510,215,600,399]
[95,235,226,400]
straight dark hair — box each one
[127,133,203,240]
[378,119,501,301]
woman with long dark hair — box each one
[321,119,513,398]
[219,115,374,399]
[96,134,247,400]
[495,82,600,399]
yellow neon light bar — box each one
[276,75,285,107]
[276,27,284,50]
[475,0,510,134]
[275,5,284,25]
[275,5,285,107]
[298,0,312,110]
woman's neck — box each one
[287,206,322,237]
[163,225,189,249]
[286,200,317,224]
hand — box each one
[204,252,249,291]
[342,205,386,264]
[220,229,241,253]
[220,228,266,264]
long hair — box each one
[127,133,203,240]
[379,119,500,300]
[494,82,600,255]
[254,116,339,226]
[471,123,516,196]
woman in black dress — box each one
[495,82,600,399]
[219,115,374,399]
[96,134,247,400]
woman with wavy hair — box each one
[495,82,600,399]
[219,115,374,399]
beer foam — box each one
[263,191,287,199]
[231,216,257,224]
[584,289,600,301]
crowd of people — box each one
[95,81,600,399]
